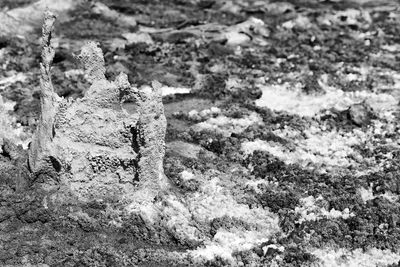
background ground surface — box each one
[1,0,400,266]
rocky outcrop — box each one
[28,11,167,203]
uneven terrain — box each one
[1,0,400,266]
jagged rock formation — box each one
[28,11,167,203]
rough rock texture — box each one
[0,0,80,36]
[28,10,60,175]
[28,11,167,203]
[91,2,137,28]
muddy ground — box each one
[1,0,400,266]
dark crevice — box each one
[130,127,140,154]
[49,156,61,173]
[130,126,141,182]
[0,144,12,160]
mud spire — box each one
[28,11,168,203]
[28,10,61,173]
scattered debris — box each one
[348,102,375,126]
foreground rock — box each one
[28,11,167,204]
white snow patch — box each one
[191,229,270,262]
[311,248,400,267]
[158,194,203,242]
[139,174,280,264]
[122,32,154,45]
[188,107,221,121]
[241,127,364,171]
[295,196,355,224]
[0,96,31,150]
[161,86,191,96]
[382,44,400,52]
[263,244,285,255]
[359,187,375,203]
[224,17,267,46]
[180,170,195,181]
[184,177,279,263]
[241,120,400,174]
[282,15,312,29]
[187,178,277,224]
[193,112,263,136]
[225,32,251,46]
[245,180,276,194]
[65,69,84,79]
[320,9,372,27]
[255,82,397,118]
[359,187,399,203]
[345,73,360,82]
[380,191,399,203]
[0,72,27,88]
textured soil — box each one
[1,0,400,266]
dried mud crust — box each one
[0,187,191,266]
[1,0,400,266]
